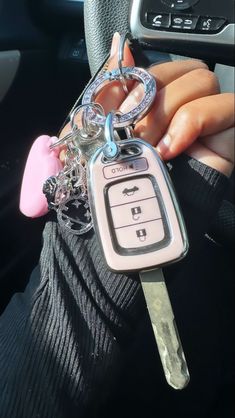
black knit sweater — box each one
[0,155,233,418]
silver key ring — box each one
[118,32,133,94]
[70,102,104,137]
[82,66,157,128]
[50,103,104,149]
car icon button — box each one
[171,14,199,30]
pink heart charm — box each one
[19,135,63,218]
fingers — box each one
[186,128,235,177]
[199,126,235,164]
[130,67,220,145]
[59,31,233,175]
[156,93,234,160]
[149,59,208,90]
[119,60,209,116]
[96,51,207,113]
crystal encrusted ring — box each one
[82,66,157,128]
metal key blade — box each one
[140,269,190,390]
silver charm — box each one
[45,103,107,234]
[43,175,58,210]
[43,143,93,234]
[57,194,93,235]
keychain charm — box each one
[42,103,107,234]
[57,195,92,234]
[43,138,92,235]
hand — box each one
[60,33,235,177]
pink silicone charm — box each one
[20,135,63,218]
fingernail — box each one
[110,32,120,58]
[119,84,145,113]
[156,133,172,157]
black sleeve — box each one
[169,154,229,250]
[0,156,229,418]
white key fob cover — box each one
[88,138,188,272]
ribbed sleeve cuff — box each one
[169,154,229,220]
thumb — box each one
[107,32,135,70]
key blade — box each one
[140,269,190,390]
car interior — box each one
[0,0,234,416]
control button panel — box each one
[107,176,169,252]
[146,12,227,33]
[88,137,188,272]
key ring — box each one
[70,103,104,139]
[118,32,132,94]
[50,103,104,149]
[102,112,120,160]
[82,66,156,128]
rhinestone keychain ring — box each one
[82,67,156,127]
[82,33,156,128]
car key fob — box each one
[87,111,190,389]
[87,137,188,272]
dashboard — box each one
[130,0,234,64]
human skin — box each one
[60,32,234,177]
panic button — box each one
[115,219,165,249]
